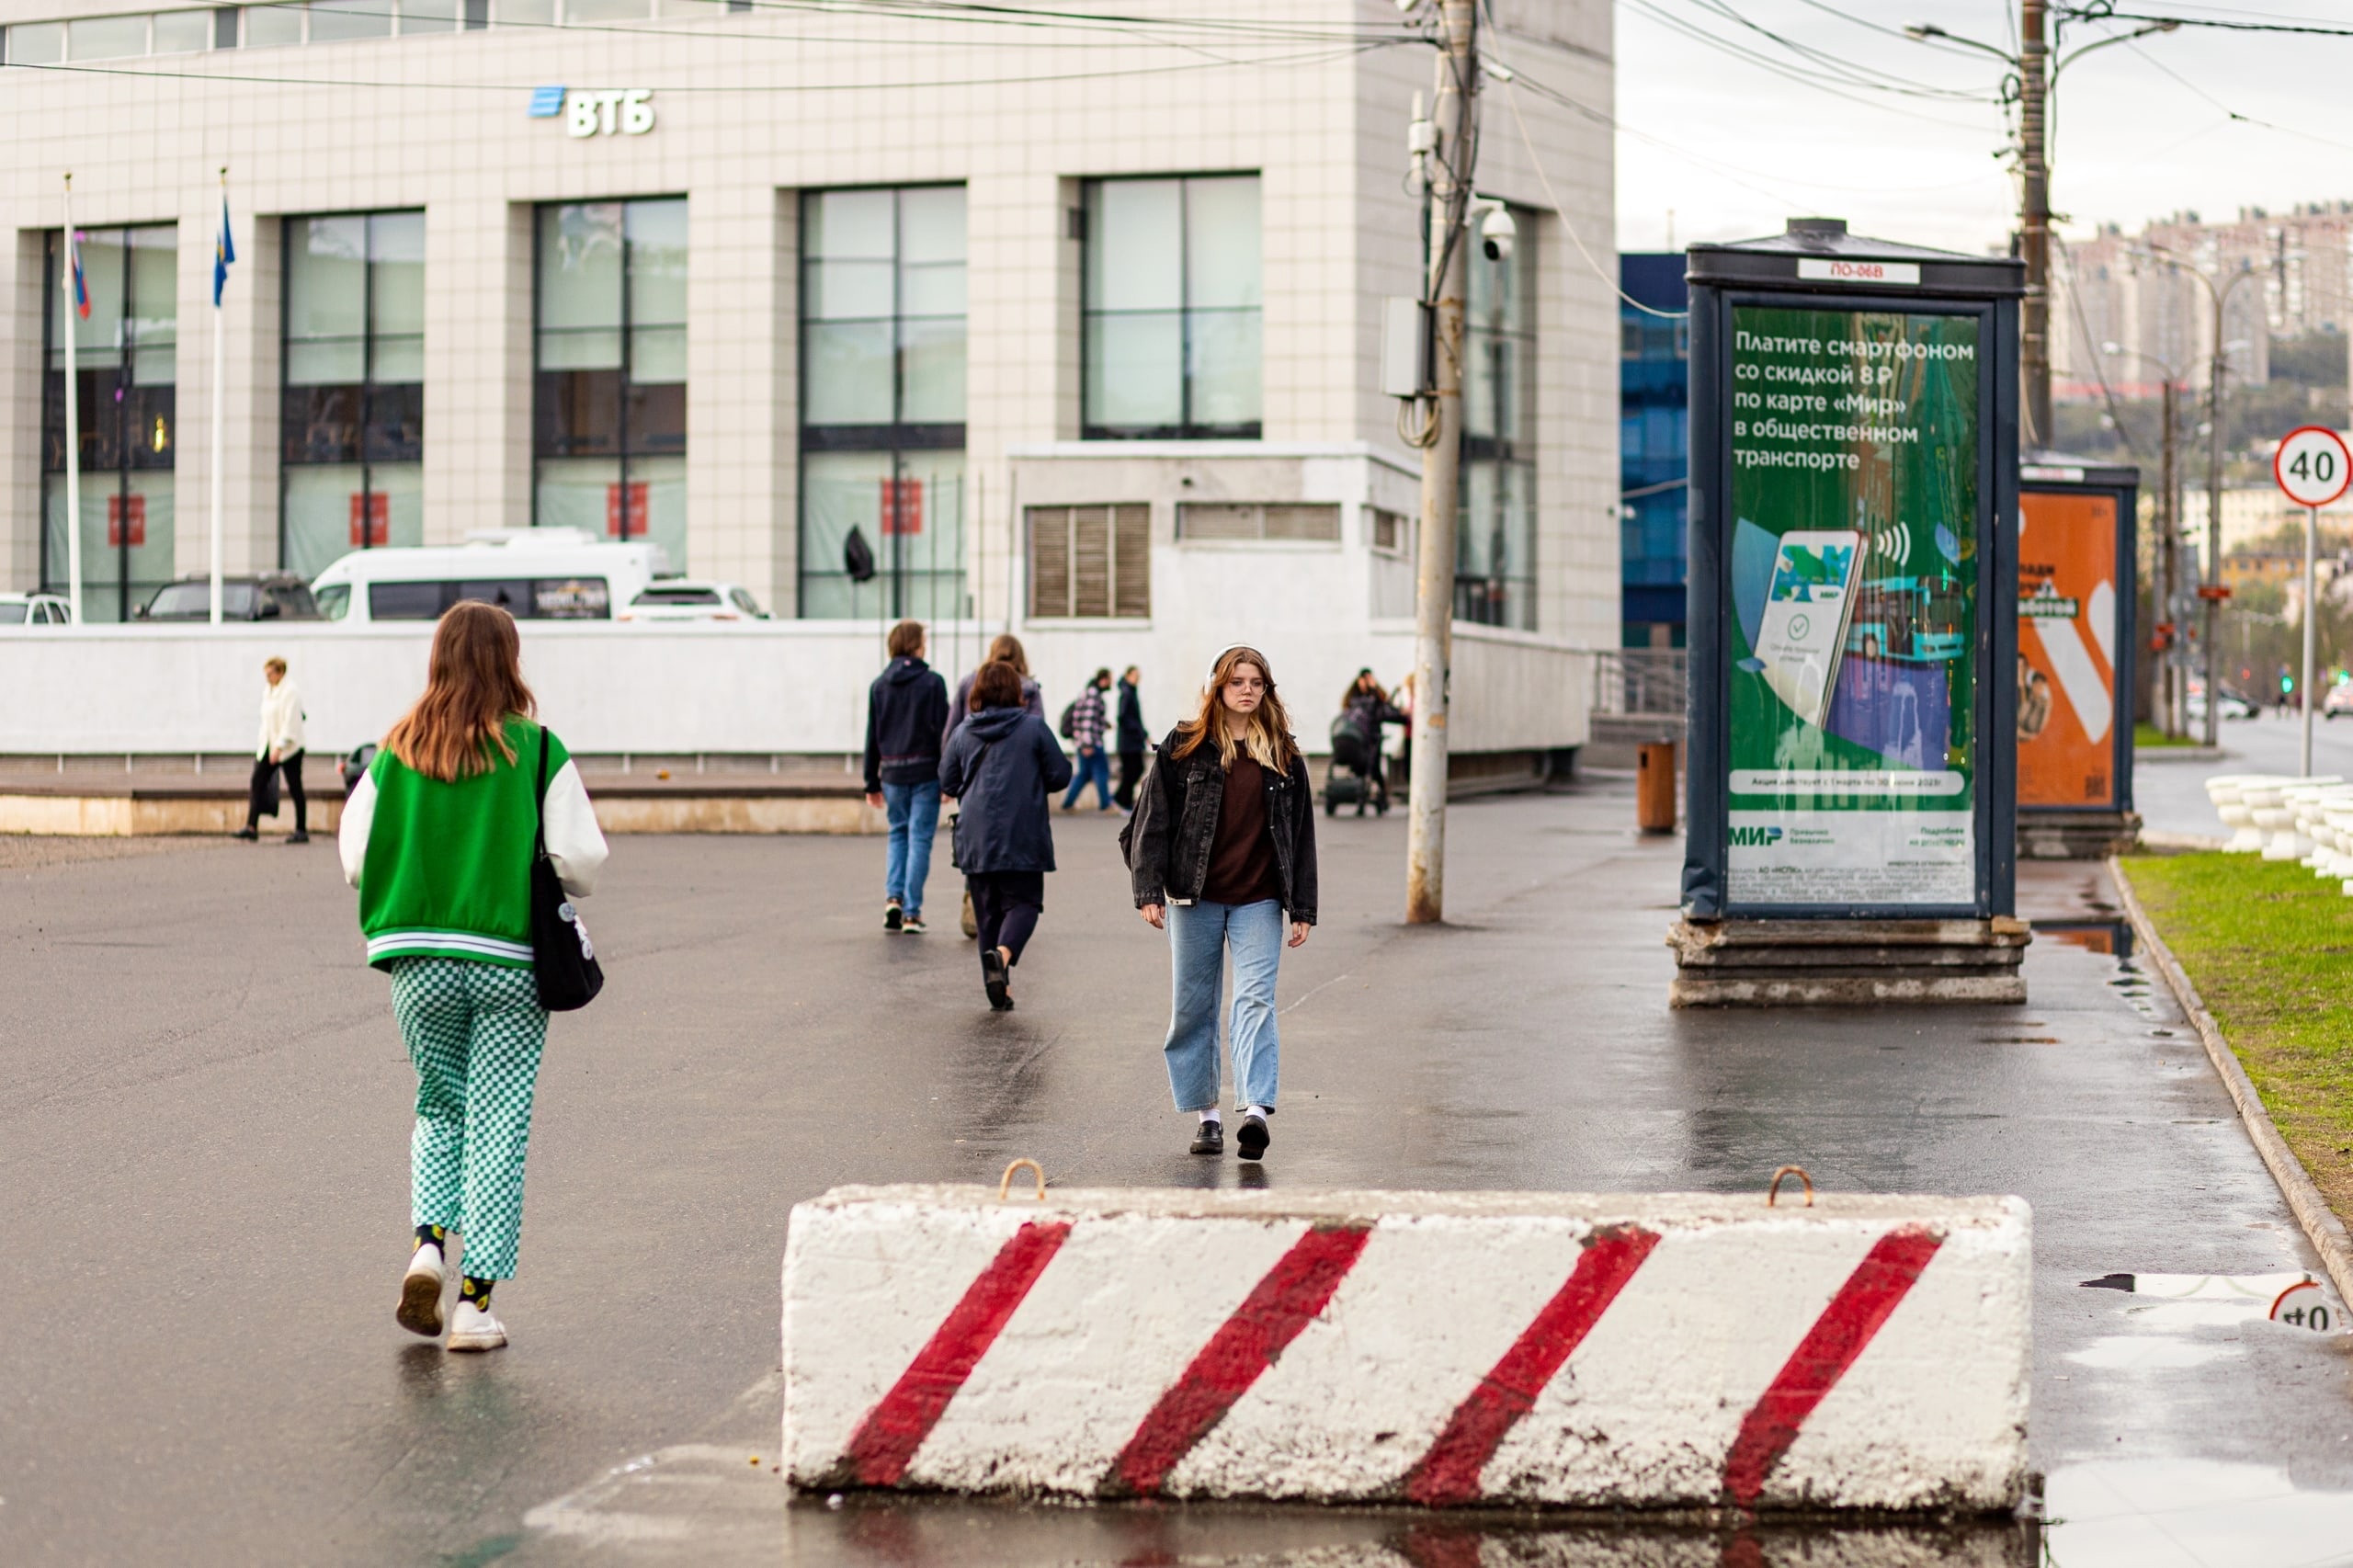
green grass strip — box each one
[2132,722,2201,749]
[2120,852,2353,1227]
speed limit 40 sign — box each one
[2276,425,2353,507]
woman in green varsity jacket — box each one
[337,601,608,1353]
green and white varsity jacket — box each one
[337,717,609,971]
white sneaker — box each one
[446,1298,508,1352]
[397,1243,446,1338]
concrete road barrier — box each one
[781,1185,2030,1512]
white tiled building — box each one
[1,0,1616,757]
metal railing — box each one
[1591,648,1688,717]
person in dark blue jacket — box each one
[939,660,1074,1011]
[863,620,949,934]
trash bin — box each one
[1638,741,1677,835]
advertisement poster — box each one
[2016,491,2119,808]
[1725,305,1981,907]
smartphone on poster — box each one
[1756,529,1863,728]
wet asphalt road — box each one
[5,778,2352,1565]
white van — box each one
[310,530,671,625]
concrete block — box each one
[781,1186,2030,1512]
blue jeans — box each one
[881,779,940,916]
[1163,898,1284,1112]
[1063,747,1112,809]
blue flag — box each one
[212,195,235,308]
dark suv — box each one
[137,574,322,621]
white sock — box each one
[1244,1104,1272,1120]
[1198,1108,1222,1124]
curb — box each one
[2109,856,2353,1309]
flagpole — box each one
[62,173,84,625]
[210,167,228,626]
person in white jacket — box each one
[237,656,309,844]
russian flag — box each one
[68,229,89,319]
[212,194,235,308]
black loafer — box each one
[1235,1114,1270,1162]
[1189,1120,1225,1156]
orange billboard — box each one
[2018,491,2120,808]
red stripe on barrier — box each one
[1721,1226,1945,1508]
[842,1219,1074,1486]
[1107,1222,1374,1497]
[1404,1224,1661,1506]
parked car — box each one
[137,574,320,621]
[2324,683,2353,720]
[0,592,74,626]
[309,529,668,625]
[620,580,770,622]
[2187,689,2257,722]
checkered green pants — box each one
[390,957,548,1281]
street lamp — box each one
[2131,246,2264,744]
[1903,11,2178,449]
[2102,340,2189,736]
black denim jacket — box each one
[1123,728,1318,925]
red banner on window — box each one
[881,478,924,538]
[107,494,145,548]
[349,492,389,547]
[608,482,649,538]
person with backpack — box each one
[940,661,1073,1011]
[863,619,951,934]
[337,602,608,1353]
[1125,645,1317,1163]
[1114,665,1149,811]
[1338,669,1407,813]
[1059,668,1115,812]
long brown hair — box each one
[984,633,1030,677]
[1170,645,1298,771]
[383,602,539,781]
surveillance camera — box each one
[1480,204,1518,262]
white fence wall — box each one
[0,622,1591,760]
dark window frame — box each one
[796,183,968,619]
[1079,173,1263,442]
[40,222,177,623]
[278,208,426,570]
[1457,207,1537,631]
[531,195,689,543]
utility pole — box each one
[2161,376,2183,735]
[2204,310,2226,746]
[1404,0,1477,926]
[2019,0,2052,449]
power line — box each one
[2,35,1394,93]
[1619,0,2002,127]
[1675,0,1996,99]
[2059,5,2353,40]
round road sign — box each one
[2274,425,2353,508]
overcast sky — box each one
[1608,0,2353,257]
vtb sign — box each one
[529,85,655,137]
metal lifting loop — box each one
[999,1158,1045,1202]
[1767,1165,1815,1208]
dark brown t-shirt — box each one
[1199,754,1284,907]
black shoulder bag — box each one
[532,729,605,1012]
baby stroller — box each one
[1324,713,1387,817]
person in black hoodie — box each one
[1114,665,1149,811]
[939,660,1073,1010]
[864,620,950,933]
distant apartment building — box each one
[2053,202,2353,402]
[1618,253,1687,647]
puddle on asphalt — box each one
[2034,919,2134,960]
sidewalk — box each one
[5,783,2351,1563]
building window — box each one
[1176,502,1339,542]
[41,223,176,623]
[799,185,966,619]
[281,211,424,577]
[1082,175,1260,440]
[534,198,688,569]
[1459,210,1535,630]
[1028,505,1149,619]
[1370,506,1408,554]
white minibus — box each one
[310,530,671,625]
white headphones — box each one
[1202,644,1265,691]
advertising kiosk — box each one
[1673,220,2028,1005]
[2017,453,2141,858]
